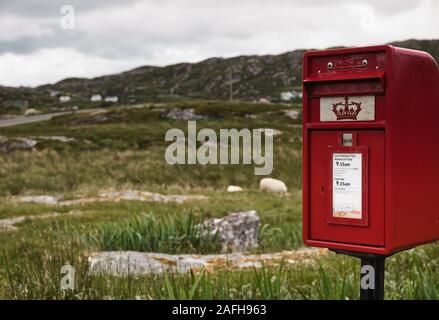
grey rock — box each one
[0,136,37,152]
[164,108,207,120]
[30,136,75,142]
[18,195,59,205]
[201,210,259,252]
[88,248,327,276]
[0,210,81,232]
[14,190,208,206]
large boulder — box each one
[201,210,259,252]
[259,178,287,193]
[88,248,327,275]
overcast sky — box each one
[0,0,438,87]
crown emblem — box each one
[332,96,362,120]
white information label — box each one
[333,153,362,219]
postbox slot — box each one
[304,71,385,97]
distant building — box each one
[90,94,102,102]
[59,96,71,103]
[105,96,118,103]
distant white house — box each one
[105,96,119,103]
[59,96,71,103]
[90,94,102,102]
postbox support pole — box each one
[359,255,385,300]
[331,250,387,300]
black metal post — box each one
[359,255,385,300]
[331,250,387,300]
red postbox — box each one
[302,45,439,255]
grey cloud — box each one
[0,0,141,17]
[0,0,437,86]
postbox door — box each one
[309,130,385,246]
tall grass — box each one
[259,222,302,251]
[89,212,303,254]
[89,213,221,254]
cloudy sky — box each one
[0,0,438,87]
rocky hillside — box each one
[1,39,438,108]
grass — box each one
[2,234,439,299]
[0,101,302,196]
[89,212,221,254]
[89,211,302,254]
[0,100,438,300]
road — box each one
[0,108,103,128]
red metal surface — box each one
[302,45,439,255]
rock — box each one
[0,136,37,152]
[0,216,26,231]
[14,190,208,206]
[24,108,39,116]
[97,190,208,204]
[88,248,327,275]
[259,178,288,193]
[30,136,75,142]
[0,210,81,232]
[227,185,243,193]
[18,195,59,205]
[164,108,207,120]
[201,210,259,252]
